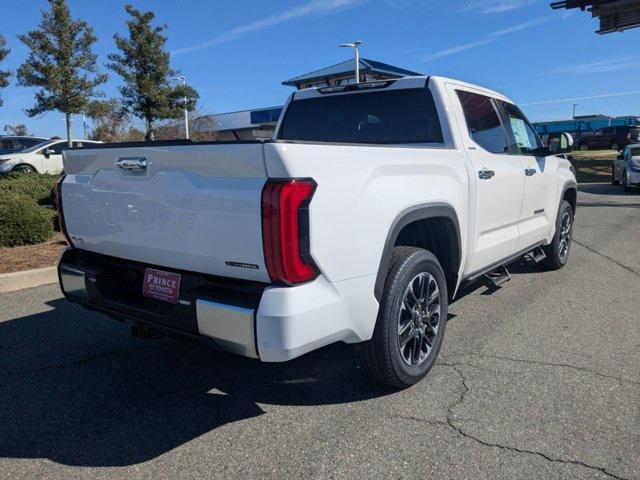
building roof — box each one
[550,0,640,34]
[282,58,422,86]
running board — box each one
[483,265,511,288]
[524,246,547,264]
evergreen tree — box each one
[16,0,106,147]
[108,5,198,141]
[0,36,11,107]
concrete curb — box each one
[0,266,58,294]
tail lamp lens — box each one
[262,179,318,285]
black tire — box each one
[611,172,620,186]
[542,200,573,270]
[622,170,631,192]
[12,164,35,174]
[356,247,447,388]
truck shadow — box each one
[0,300,390,467]
[579,183,638,196]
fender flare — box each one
[374,203,461,301]
[560,181,578,215]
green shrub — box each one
[0,192,54,247]
[0,173,59,206]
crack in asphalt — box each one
[440,365,630,480]
[573,238,640,278]
[382,363,632,479]
[443,352,640,387]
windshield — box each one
[278,88,444,145]
[21,140,55,153]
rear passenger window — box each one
[456,90,508,154]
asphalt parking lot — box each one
[0,183,638,480]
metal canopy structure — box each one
[282,58,422,90]
[551,0,640,33]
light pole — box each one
[572,103,578,119]
[174,75,189,140]
[339,40,363,84]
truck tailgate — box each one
[61,143,270,283]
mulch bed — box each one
[0,232,68,274]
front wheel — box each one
[356,247,447,388]
[543,200,574,270]
[12,164,35,174]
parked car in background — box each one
[577,126,640,151]
[0,138,102,174]
[0,135,49,155]
[613,143,640,192]
[57,76,577,388]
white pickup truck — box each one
[58,76,577,388]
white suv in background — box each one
[0,138,102,174]
[613,144,640,192]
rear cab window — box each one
[278,88,444,145]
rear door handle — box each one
[525,168,537,176]
[478,169,495,180]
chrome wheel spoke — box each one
[398,317,413,336]
[399,327,414,350]
[412,334,422,365]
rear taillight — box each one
[261,178,318,285]
[56,175,73,247]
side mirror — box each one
[547,132,573,154]
[44,148,55,158]
[533,132,573,157]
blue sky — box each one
[0,0,639,138]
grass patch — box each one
[571,149,617,161]
[571,158,612,183]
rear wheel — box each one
[12,164,35,174]
[543,200,573,270]
[356,247,447,388]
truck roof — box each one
[292,75,516,105]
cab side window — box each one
[456,90,508,154]
[497,101,541,155]
[48,142,66,154]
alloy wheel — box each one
[558,211,572,263]
[397,272,441,366]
